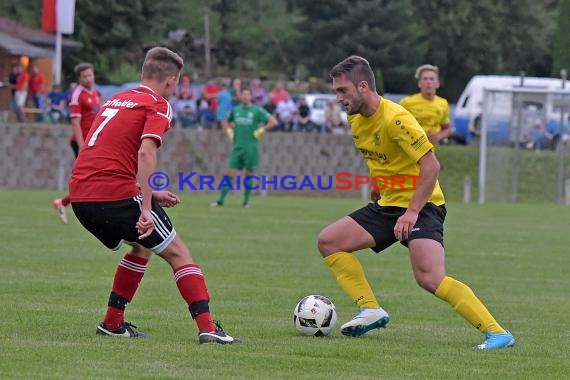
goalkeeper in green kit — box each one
[211,88,277,208]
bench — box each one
[22,107,47,122]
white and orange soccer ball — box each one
[293,295,338,336]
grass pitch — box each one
[1,191,569,379]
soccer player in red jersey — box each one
[69,47,236,344]
[53,63,100,224]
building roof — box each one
[0,31,53,57]
[0,17,82,49]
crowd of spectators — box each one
[6,64,349,134]
[169,76,349,134]
[8,62,77,124]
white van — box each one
[454,75,570,145]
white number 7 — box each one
[87,108,119,146]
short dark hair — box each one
[142,47,184,82]
[329,55,376,92]
[74,62,93,77]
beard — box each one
[346,97,363,115]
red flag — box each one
[42,0,56,33]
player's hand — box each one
[225,128,234,142]
[394,210,418,241]
[427,132,439,144]
[153,191,180,208]
[370,189,381,203]
[136,209,155,239]
[254,127,266,140]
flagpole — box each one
[54,30,62,85]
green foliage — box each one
[64,0,179,83]
[0,0,565,95]
[294,0,427,93]
[552,0,570,76]
[1,191,570,378]
[0,0,40,27]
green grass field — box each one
[1,191,569,379]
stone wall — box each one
[0,122,369,198]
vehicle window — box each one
[313,99,328,110]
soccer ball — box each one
[293,294,338,336]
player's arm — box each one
[430,102,452,143]
[71,116,83,147]
[254,115,278,139]
[152,190,180,208]
[432,123,453,142]
[393,152,440,241]
[136,138,159,239]
[264,115,278,131]
[222,119,235,142]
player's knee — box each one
[159,238,194,267]
[130,243,152,259]
[414,274,441,294]
[317,229,337,257]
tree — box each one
[414,0,559,100]
[64,0,178,84]
[294,0,427,93]
[552,0,570,76]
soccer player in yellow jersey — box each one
[400,64,452,146]
[320,55,514,349]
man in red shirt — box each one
[69,47,236,344]
[53,63,100,223]
[14,64,29,122]
[28,65,46,122]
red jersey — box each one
[29,72,45,95]
[69,85,173,202]
[69,85,100,142]
[15,71,29,91]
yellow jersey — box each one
[399,93,450,135]
[348,98,445,208]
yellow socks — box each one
[435,276,506,334]
[324,252,379,308]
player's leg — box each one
[72,199,151,337]
[53,140,79,224]
[158,234,237,344]
[212,167,239,206]
[407,203,514,349]
[318,204,396,336]
[97,242,151,337]
[242,169,254,208]
[242,147,259,207]
[212,147,242,206]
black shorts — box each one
[72,195,176,254]
[70,140,79,158]
[349,202,446,253]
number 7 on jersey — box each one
[87,108,119,146]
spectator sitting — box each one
[65,82,77,120]
[197,93,215,129]
[325,99,346,134]
[202,79,221,114]
[177,74,195,100]
[269,80,289,106]
[276,93,298,132]
[174,88,198,128]
[525,119,552,151]
[46,84,68,123]
[296,97,312,132]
